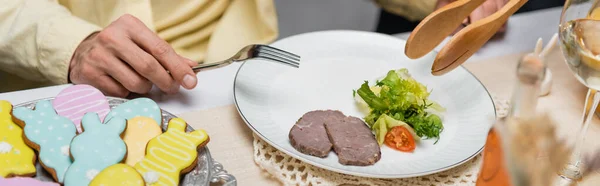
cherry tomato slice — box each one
[384,126,416,152]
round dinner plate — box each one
[233,30,496,178]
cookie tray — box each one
[14,97,237,186]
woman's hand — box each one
[68,14,198,97]
[436,0,509,33]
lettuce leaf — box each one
[357,81,387,111]
[356,69,445,141]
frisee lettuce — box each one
[355,69,445,143]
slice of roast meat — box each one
[289,110,346,158]
[325,116,381,166]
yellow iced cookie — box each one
[123,117,162,166]
[134,118,209,186]
[89,163,144,186]
[0,100,36,177]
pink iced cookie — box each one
[0,177,60,186]
[52,85,110,133]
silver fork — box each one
[192,44,300,72]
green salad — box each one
[354,68,445,144]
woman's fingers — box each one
[468,0,507,34]
[495,0,508,33]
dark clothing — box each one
[376,0,566,34]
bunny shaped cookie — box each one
[12,100,76,183]
[0,100,36,178]
[134,118,209,186]
[63,113,127,186]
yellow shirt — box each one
[0,0,434,93]
[0,0,278,92]
[374,0,437,22]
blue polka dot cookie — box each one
[105,98,162,126]
[12,100,77,183]
[63,112,127,186]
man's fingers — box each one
[83,40,153,94]
[184,57,198,67]
[123,17,197,90]
[158,54,197,89]
[111,38,178,94]
[101,55,153,94]
[181,56,198,87]
[92,75,130,97]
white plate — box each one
[233,30,496,178]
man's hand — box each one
[436,0,509,34]
[69,14,198,97]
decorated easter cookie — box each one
[105,98,162,126]
[53,84,110,133]
[12,100,76,182]
[63,112,127,186]
[0,100,36,177]
[134,118,209,186]
[0,177,60,186]
[123,116,162,166]
[89,163,144,186]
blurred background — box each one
[274,0,565,38]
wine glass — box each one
[558,0,600,182]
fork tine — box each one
[257,51,300,67]
[259,44,301,59]
[257,49,300,66]
[258,45,301,60]
[258,56,299,68]
[256,52,300,68]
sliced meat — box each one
[325,116,381,166]
[289,110,346,158]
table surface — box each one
[171,48,600,185]
[0,7,563,114]
[3,6,593,185]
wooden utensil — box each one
[405,0,528,76]
[432,0,528,76]
[405,0,486,59]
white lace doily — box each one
[253,95,509,186]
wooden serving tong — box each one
[405,0,528,76]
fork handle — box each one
[192,60,233,73]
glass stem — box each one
[571,89,600,170]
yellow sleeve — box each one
[204,0,279,63]
[373,0,438,21]
[0,0,101,85]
